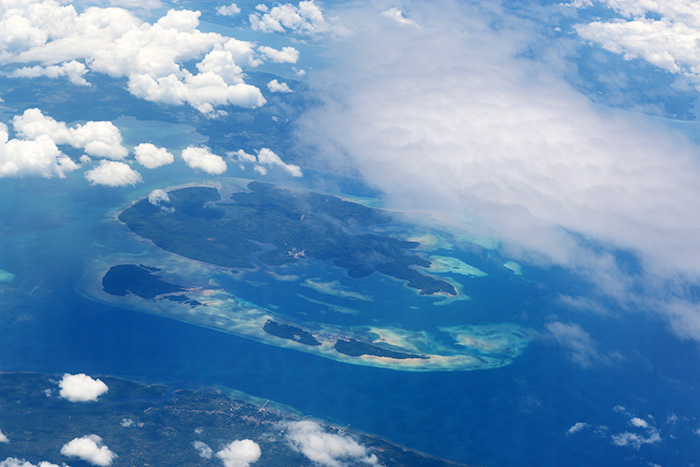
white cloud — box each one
[297,1,700,343]
[630,417,649,429]
[61,435,117,466]
[193,440,213,459]
[230,148,302,176]
[611,430,661,449]
[85,161,142,187]
[217,4,241,17]
[13,108,128,160]
[215,439,261,467]
[8,60,89,86]
[181,146,227,174]
[250,0,344,36]
[258,45,299,63]
[545,322,606,367]
[281,420,380,467]
[566,422,589,435]
[0,121,77,179]
[0,459,60,467]
[148,189,170,206]
[58,373,109,402]
[381,8,418,28]
[575,1,700,88]
[0,3,267,114]
[120,418,134,428]
[257,148,302,176]
[267,79,292,93]
[0,429,7,443]
[134,143,174,169]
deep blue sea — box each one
[2,167,700,467]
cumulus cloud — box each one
[0,121,77,178]
[134,143,174,169]
[297,1,700,342]
[566,422,589,435]
[217,4,241,17]
[85,161,143,187]
[381,8,418,28]
[61,435,117,466]
[281,420,380,467]
[0,429,7,443]
[0,459,60,467]
[250,0,344,36]
[8,60,89,86]
[181,146,227,174]
[230,148,302,176]
[193,440,213,459]
[267,79,292,93]
[13,108,128,159]
[0,3,267,113]
[148,189,170,206]
[575,1,700,87]
[58,373,109,402]
[258,45,299,63]
[257,148,302,176]
[215,439,261,467]
[120,418,133,428]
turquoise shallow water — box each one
[1,171,700,466]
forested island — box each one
[118,182,456,296]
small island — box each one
[118,182,456,296]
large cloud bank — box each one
[61,435,116,466]
[58,373,108,402]
[298,0,700,341]
[0,1,291,113]
[281,420,379,467]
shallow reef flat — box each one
[80,181,532,372]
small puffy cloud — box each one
[281,420,380,467]
[148,189,174,213]
[215,439,261,467]
[148,189,170,206]
[120,418,133,428]
[61,435,117,466]
[59,373,109,402]
[134,143,174,169]
[0,459,60,467]
[381,8,418,28]
[611,430,661,449]
[217,4,241,17]
[8,60,89,86]
[267,79,292,93]
[0,429,7,443]
[250,0,344,36]
[230,148,302,176]
[85,161,143,187]
[566,422,589,435]
[193,440,213,459]
[181,146,227,174]
[258,45,299,63]
[13,108,128,160]
[630,417,649,429]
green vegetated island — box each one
[0,372,466,467]
[119,181,456,296]
[95,182,531,371]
